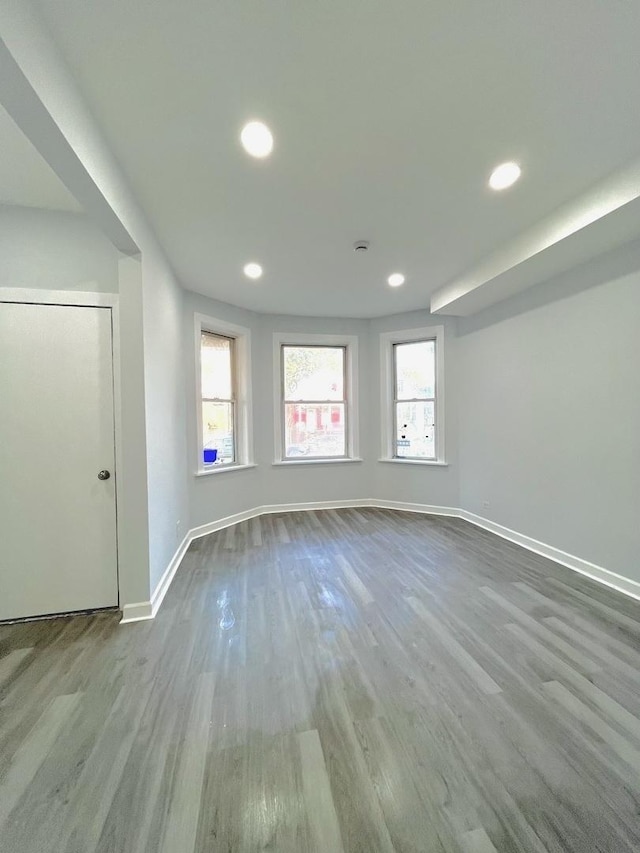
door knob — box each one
[98,470,111,480]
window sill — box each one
[272,457,364,467]
[378,457,448,467]
[195,463,257,478]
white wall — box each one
[186,257,639,593]
[457,241,640,583]
[256,313,371,507]
[0,206,189,605]
[0,214,151,606]
[3,0,636,606]
[0,1,190,606]
[0,205,120,292]
[185,292,261,528]
[185,291,371,528]
[185,295,460,527]
[0,205,154,605]
[143,252,188,591]
[115,256,152,606]
[369,310,460,508]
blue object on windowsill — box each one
[203,448,218,464]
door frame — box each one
[0,288,122,607]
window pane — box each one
[395,340,435,400]
[283,346,344,400]
[201,333,232,399]
[202,401,235,464]
[396,401,435,459]
[284,403,345,457]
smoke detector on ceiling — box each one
[353,240,370,252]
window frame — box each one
[273,332,360,464]
[200,331,237,466]
[380,325,446,465]
[195,313,254,475]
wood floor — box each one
[1,508,639,852]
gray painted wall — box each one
[369,310,460,508]
[185,291,372,529]
[186,251,639,591]
[185,294,460,529]
[2,0,637,610]
[143,252,189,592]
[0,210,151,605]
[4,200,635,600]
[457,241,640,583]
[0,2,190,607]
[0,205,120,292]
[115,256,152,605]
[255,312,371,508]
[185,292,262,528]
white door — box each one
[0,302,118,620]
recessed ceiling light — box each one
[243,262,263,279]
[388,273,405,287]
[240,121,273,158]
[489,161,521,190]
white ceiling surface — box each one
[35,0,640,317]
[0,102,81,212]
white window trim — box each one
[273,332,359,464]
[194,313,254,475]
[380,325,445,464]
[195,463,257,477]
[272,458,363,467]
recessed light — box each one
[489,161,521,190]
[240,121,273,158]
[388,273,405,287]
[243,262,263,279]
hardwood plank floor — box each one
[1,508,639,852]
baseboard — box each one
[260,498,376,515]
[120,600,154,624]
[373,499,459,517]
[188,499,377,544]
[122,501,376,624]
[151,531,193,615]
[459,509,640,603]
[189,506,265,542]
[121,498,640,623]
[120,531,192,625]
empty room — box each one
[1,1,639,851]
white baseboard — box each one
[120,600,154,623]
[121,501,375,624]
[120,499,640,623]
[187,499,377,544]
[372,499,459,517]
[188,506,265,542]
[119,531,192,625]
[459,510,640,603]
[260,498,376,515]
[150,532,193,614]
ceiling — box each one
[0,102,81,212]
[34,0,640,317]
